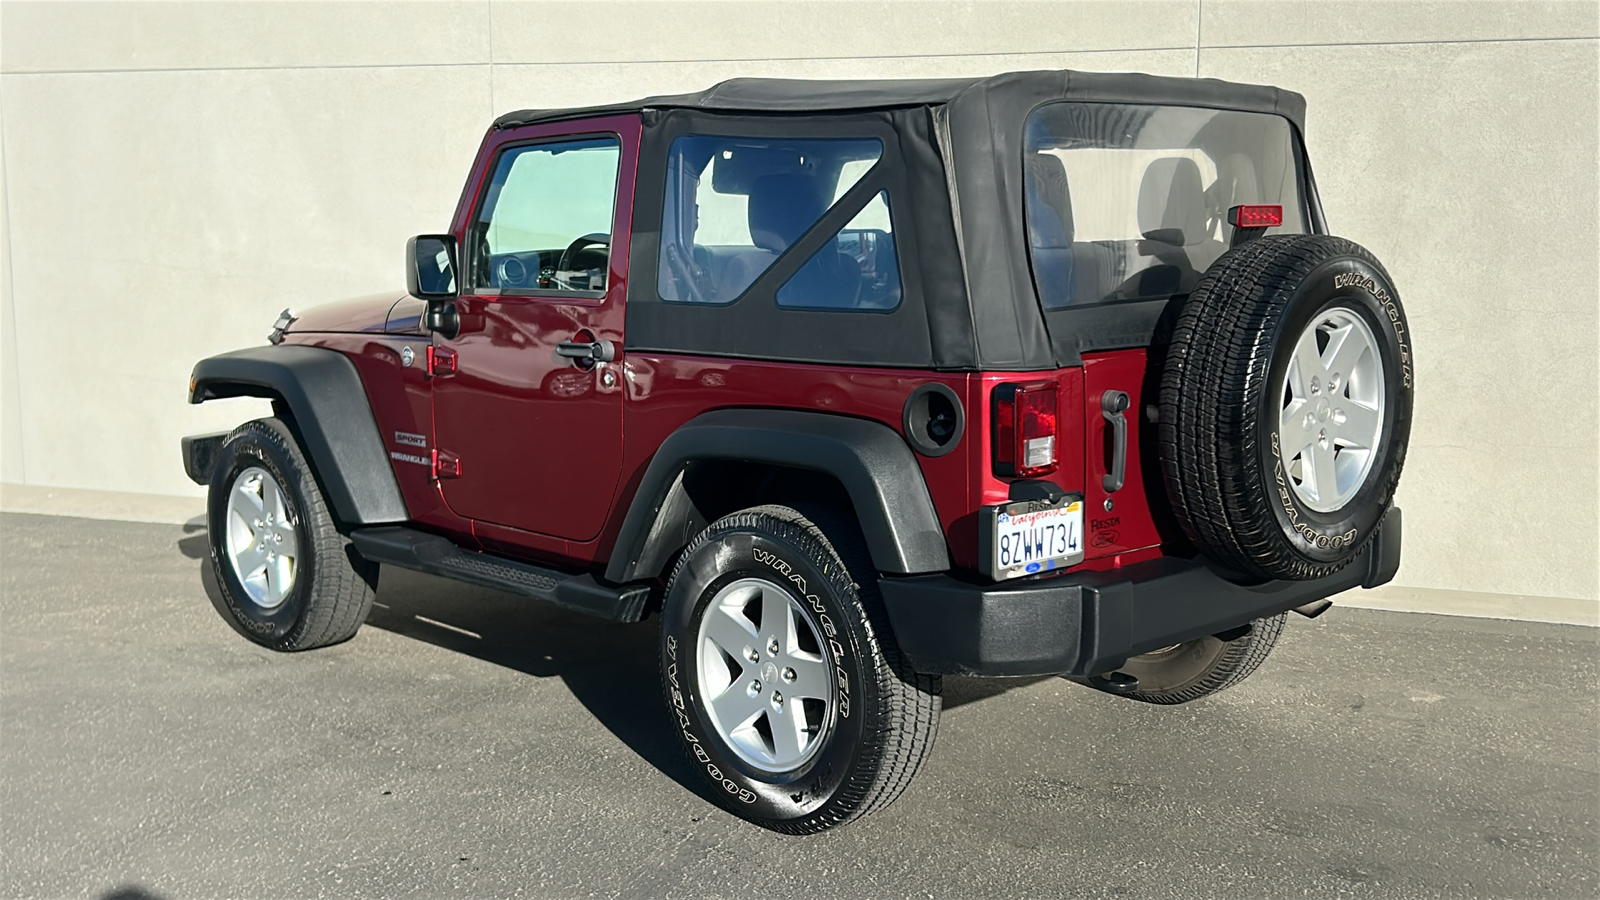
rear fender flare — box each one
[189,345,407,525]
[605,408,951,583]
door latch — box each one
[427,346,458,377]
[1101,390,1130,493]
[431,449,462,480]
[555,338,616,364]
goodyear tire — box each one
[1160,235,1413,581]
[1070,613,1286,704]
[206,417,377,651]
[659,505,940,834]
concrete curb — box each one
[1,482,205,526]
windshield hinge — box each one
[427,346,458,377]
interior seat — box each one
[745,173,863,308]
[1024,154,1076,308]
[1131,156,1223,296]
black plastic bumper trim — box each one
[881,509,1402,677]
[181,432,229,486]
[189,345,408,525]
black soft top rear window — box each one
[1024,102,1307,311]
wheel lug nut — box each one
[771,692,783,710]
[274,534,282,543]
[767,638,780,656]
[782,667,796,683]
[744,647,759,663]
[747,680,762,696]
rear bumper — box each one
[881,509,1402,677]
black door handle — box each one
[555,339,616,363]
[1101,390,1130,493]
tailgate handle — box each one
[1101,390,1130,493]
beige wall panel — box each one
[0,1,490,73]
[1,114,23,483]
[1398,444,1597,600]
[489,0,1199,65]
[491,49,1197,112]
[1201,0,1597,47]
[1,65,493,496]
[1203,39,1599,600]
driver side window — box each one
[470,136,620,294]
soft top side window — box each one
[776,189,901,312]
[657,135,896,310]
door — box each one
[431,117,639,541]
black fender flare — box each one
[189,345,408,525]
[604,408,951,583]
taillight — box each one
[1228,204,1284,228]
[993,382,1058,478]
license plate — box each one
[986,496,1085,581]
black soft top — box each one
[498,70,1313,371]
[495,70,1305,134]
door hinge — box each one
[426,346,458,377]
[431,449,462,480]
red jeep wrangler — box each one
[183,70,1412,833]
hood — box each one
[285,291,408,334]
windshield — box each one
[1023,102,1308,309]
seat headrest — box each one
[1025,154,1074,249]
[1137,157,1207,245]
[748,173,828,254]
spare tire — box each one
[1160,234,1413,581]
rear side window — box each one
[658,136,901,311]
[777,189,900,310]
[1024,103,1307,309]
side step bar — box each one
[349,526,651,623]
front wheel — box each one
[659,505,940,833]
[206,417,377,651]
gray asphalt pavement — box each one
[1,512,1596,900]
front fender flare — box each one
[605,408,951,583]
[189,345,407,525]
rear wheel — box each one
[207,418,377,651]
[1069,614,1287,704]
[659,505,940,833]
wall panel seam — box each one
[487,0,497,120]
[0,98,26,483]
[1,62,493,78]
[2,45,1202,78]
[1199,35,1598,51]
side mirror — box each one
[407,234,458,300]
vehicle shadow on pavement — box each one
[181,526,1047,807]
[177,519,209,560]
[360,565,721,808]
[99,887,168,900]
